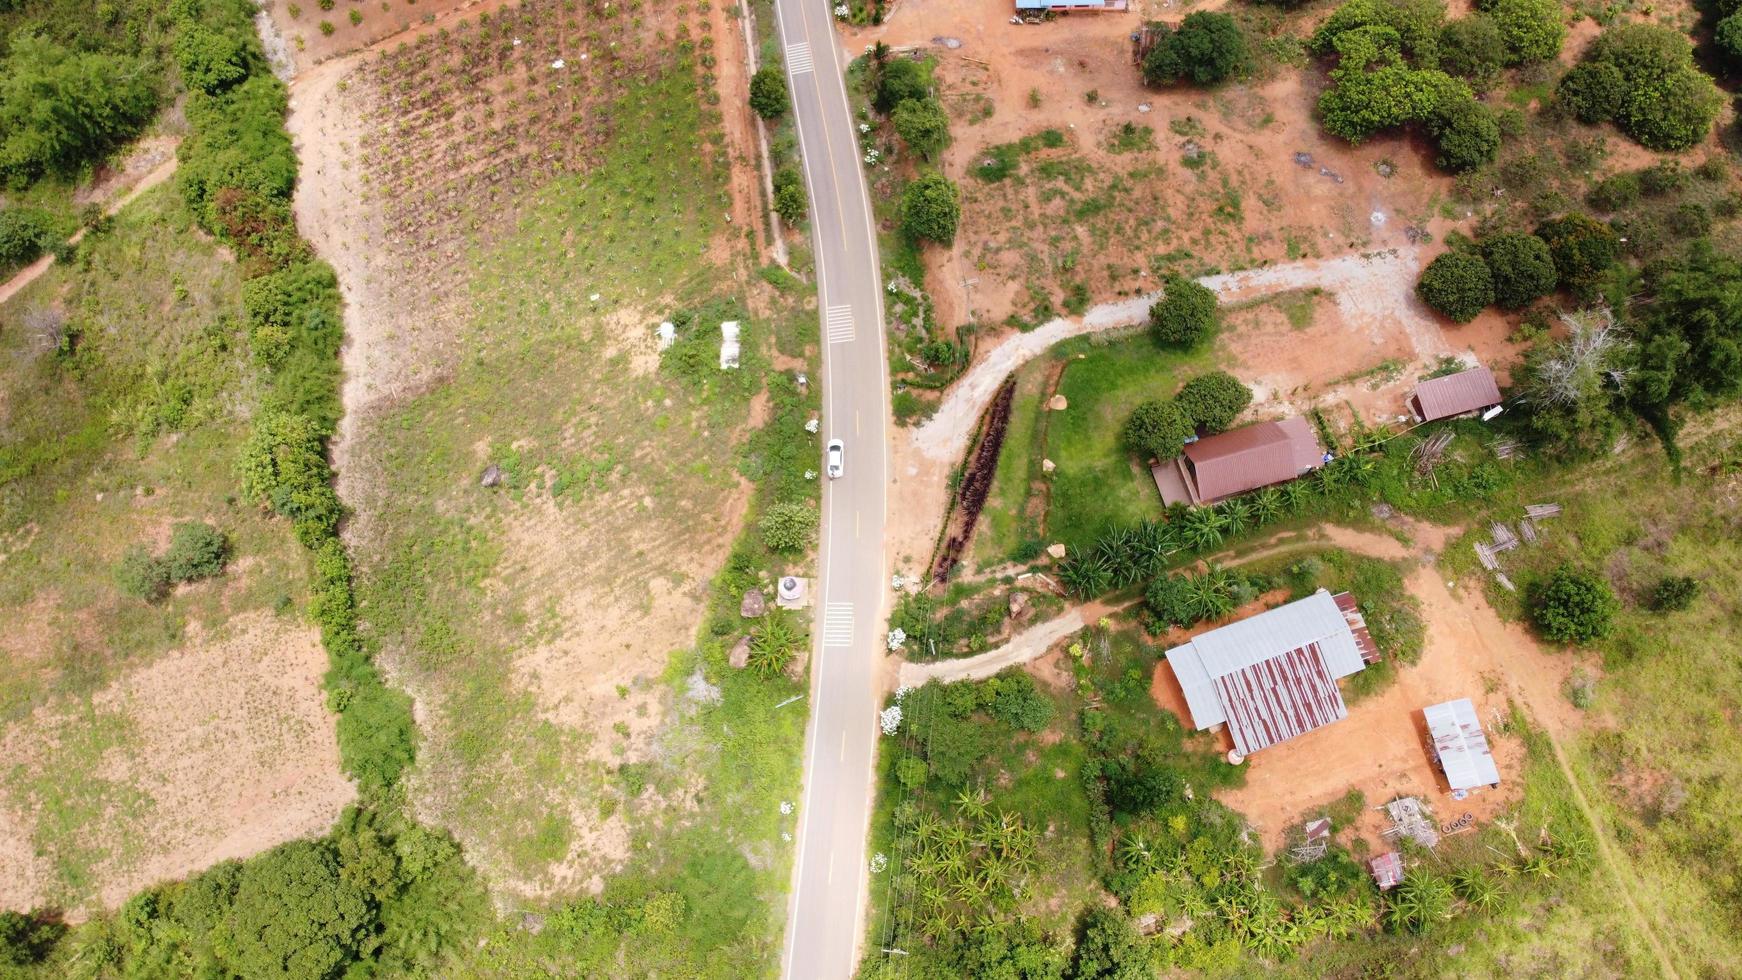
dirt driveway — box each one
[1148,524,1591,854]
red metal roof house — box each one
[1151,416,1325,507]
[1410,367,1502,423]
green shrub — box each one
[1416,250,1494,322]
[224,839,376,978]
[1142,12,1250,86]
[1480,232,1557,308]
[0,207,51,267]
[1386,871,1454,934]
[1123,400,1195,462]
[239,411,343,547]
[1144,573,1194,626]
[1586,170,1641,211]
[1149,273,1219,346]
[1530,565,1619,644]
[1535,213,1619,289]
[1438,15,1507,86]
[749,66,787,119]
[0,910,63,966]
[1650,575,1698,611]
[1669,201,1711,238]
[1639,160,1686,196]
[1311,0,1446,62]
[985,671,1055,731]
[162,521,230,582]
[1285,848,1366,899]
[116,546,173,602]
[900,171,960,244]
[173,23,251,94]
[759,501,819,552]
[1477,0,1563,63]
[749,610,804,677]
[772,167,807,224]
[1717,12,1742,68]
[1174,370,1252,432]
[891,97,950,160]
[1561,24,1722,151]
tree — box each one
[174,24,251,94]
[1717,12,1742,69]
[900,171,960,244]
[749,610,804,677]
[1144,12,1250,86]
[1174,371,1252,432]
[1516,309,1628,457]
[1535,214,1619,291]
[758,501,818,552]
[1149,274,1219,347]
[1122,400,1195,462]
[772,167,807,224]
[749,66,788,119]
[1477,0,1564,63]
[1650,575,1698,612]
[873,57,931,114]
[986,671,1056,731]
[0,910,63,966]
[1067,908,1146,980]
[223,840,376,979]
[1145,573,1195,627]
[1385,871,1454,934]
[0,36,159,187]
[1530,565,1619,644]
[891,97,951,160]
[1438,16,1507,87]
[1416,250,1495,322]
[1481,232,1557,308]
[1311,0,1447,62]
[1427,94,1500,172]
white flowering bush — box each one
[835,3,850,16]
[870,852,888,874]
[886,627,906,651]
[879,704,902,735]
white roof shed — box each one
[1424,697,1501,790]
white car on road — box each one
[825,439,845,479]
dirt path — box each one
[911,250,1431,463]
[0,155,178,308]
[896,609,1084,688]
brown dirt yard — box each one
[1149,523,1593,855]
[0,611,354,914]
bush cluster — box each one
[114,522,231,602]
[772,167,807,224]
[1416,250,1495,322]
[749,66,787,119]
[1530,565,1619,644]
[891,97,950,160]
[0,35,160,188]
[900,171,961,244]
[0,206,54,268]
[1123,370,1253,462]
[1149,274,1220,347]
[758,500,819,552]
[1557,24,1722,151]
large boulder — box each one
[740,587,767,618]
[728,635,752,669]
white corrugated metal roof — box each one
[1164,590,1365,731]
[1423,697,1500,790]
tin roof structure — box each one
[1181,416,1324,503]
[1165,590,1369,756]
[1411,367,1502,422]
[1369,851,1405,890]
[1424,697,1501,790]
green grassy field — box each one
[1022,334,1214,551]
[0,187,315,903]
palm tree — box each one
[1222,498,1252,536]
[1251,487,1283,525]
[1451,866,1501,912]
[1182,505,1226,551]
[1119,832,1155,872]
[1058,547,1113,597]
[954,786,990,822]
[1185,571,1235,621]
[748,610,804,677]
[1280,479,1310,514]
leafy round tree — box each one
[223,840,376,979]
[1174,371,1252,432]
[1718,12,1742,68]
[891,97,950,160]
[1530,564,1619,644]
[1428,95,1501,172]
[749,66,788,119]
[1619,67,1723,152]
[899,171,960,244]
[772,167,807,224]
[759,501,818,552]
[1416,250,1495,322]
[1149,274,1219,347]
[162,521,230,583]
[1069,907,1145,979]
[1535,213,1620,289]
[0,207,50,266]
[873,57,930,114]
[1480,232,1557,308]
[1145,573,1195,627]
[1122,399,1195,461]
[1556,61,1625,123]
[1171,12,1251,85]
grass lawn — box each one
[1042,335,1214,550]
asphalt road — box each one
[771,1,891,977]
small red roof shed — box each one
[1411,367,1502,422]
[1181,416,1324,503]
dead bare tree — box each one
[1529,308,1631,408]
